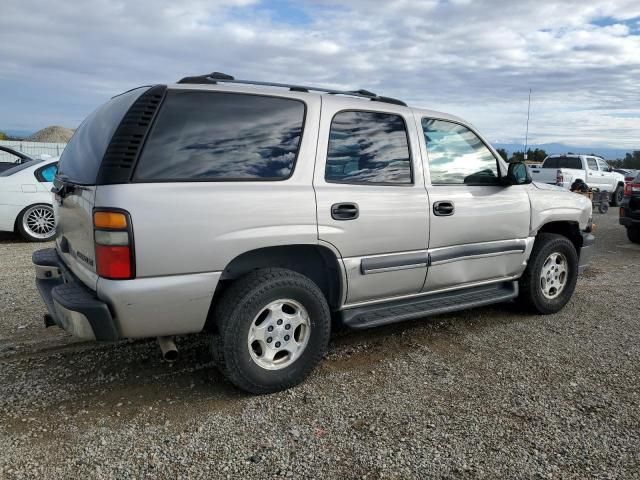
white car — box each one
[0,158,58,241]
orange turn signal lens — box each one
[94,211,127,229]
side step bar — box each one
[340,281,518,329]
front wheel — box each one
[16,204,56,242]
[627,226,640,244]
[517,233,579,314]
[211,268,331,394]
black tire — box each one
[211,268,331,394]
[517,233,579,314]
[610,186,623,207]
[627,226,640,244]
[598,202,609,214]
[16,204,56,242]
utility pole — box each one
[524,88,531,161]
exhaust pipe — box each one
[157,336,178,362]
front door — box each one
[314,97,430,305]
[417,116,532,292]
[585,157,603,190]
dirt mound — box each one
[26,126,74,143]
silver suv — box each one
[33,72,594,393]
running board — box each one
[340,281,518,329]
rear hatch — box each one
[53,86,163,290]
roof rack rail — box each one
[176,72,407,107]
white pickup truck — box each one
[530,155,625,206]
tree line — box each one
[495,148,548,163]
[495,147,640,169]
[608,151,640,170]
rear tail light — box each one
[93,210,134,280]
[556,170,563,185]
[624,183,640,197]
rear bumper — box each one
[578,232,595,274]
[619,217,640,227]
[33,248,221,340]
[33,248,119,341]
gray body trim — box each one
[429,239,527,265]
[359,239,527,274]
[360,251,429,274]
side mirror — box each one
[505,161,532,185]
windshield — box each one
[57,87,148,184]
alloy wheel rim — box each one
[22,205,55,239]
[540,252,568,300]
[247,299,311,371]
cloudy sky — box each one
[1,0,639,149]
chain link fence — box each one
[0,140,67,162]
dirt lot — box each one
[1,210,639,479]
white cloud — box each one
[0,0,638,149]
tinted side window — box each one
[597,159,609,171]
[542,158,559,169]
[587,158,598,170]
[134,92,305,181]
[556,157,582,169]
[325,111,412,184]
[422,119,499,185]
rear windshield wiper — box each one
[52,175,89,198]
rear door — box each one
[314,97,429,305]
[418,116,531,292]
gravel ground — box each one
[1,210,639,479]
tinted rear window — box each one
[133,91,305,181]
[57,87,148,184]
[543,157,581,169]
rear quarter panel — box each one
[95,182,319,278]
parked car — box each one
[33,73,594,393]
[530,155,625,206]
[0,158,58,241]
[0,146,34,173]
[619,172,640,244]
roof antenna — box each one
[524,88,531,161]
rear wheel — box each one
[16,204,56,242]
[517,233,579,314]
[211,268,331,394]
[610,186,624,207]
[627,226,640,244]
